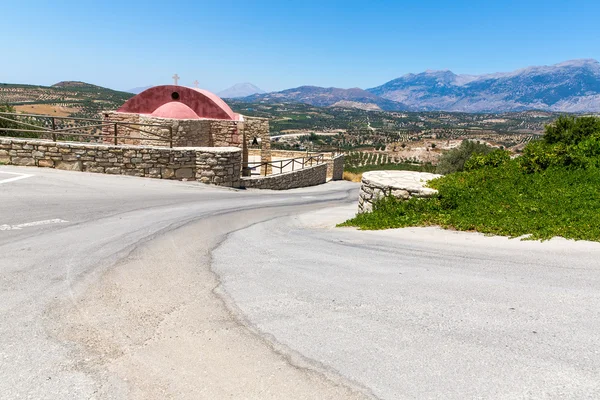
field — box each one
[14,104,80,117]
[0,82,133,119]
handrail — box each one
[245,154,325,176]
[0,112,173,147]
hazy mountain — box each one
[218,83,265,98]
[243,86,408,111]
[126,86,153,94]
[368,59,600,112]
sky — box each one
[3,0,600,93]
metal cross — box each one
[172,74,180,86]
[193,80,199,88]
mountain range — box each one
[242,59,600,113]
[243,86,405,111]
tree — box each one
[436,140,493,175]
[544,115,600,146]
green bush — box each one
[436,140,493,175]
[544,115,600,146]
[520,116,600,172]
[465,149,511,171]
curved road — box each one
[1,165,600,399]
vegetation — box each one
[435,140,493,174]
[0,82,133,119]
[0,103,44,138]
[342,116,600,242]
[229,100,553,152]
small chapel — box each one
[102,83,271,175]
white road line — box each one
[0,172,35,185]
[0,219,68,231]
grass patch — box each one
[341,161,600,242]
[342,171,362,182]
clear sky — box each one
[3,0,599,93]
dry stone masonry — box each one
[0,137,241,187]
[358,170,442,213]
[241,163,328,190]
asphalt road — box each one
[213,204,600,399]
[2,165,600,399]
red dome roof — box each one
[151,102,200,119]
[117,85,241,120]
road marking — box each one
[0,172,34,185]
[0,219,68,231]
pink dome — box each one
[151,102,200,119]
[118,85,241,120]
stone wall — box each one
[330,154,344,180]
[0,137,241,187]
[248,149,344,180]
[240,162,327,190]
[244,117,271,174]
[358,171,442,213]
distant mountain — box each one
[126,86,153,94]
[243,86,408,111]
[218,83,265,98]
[368,59,600,112]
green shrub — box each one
[520,116,600,172]
[544,115,600,146]
[465,149,511,171]
[436,140,493,175]
[518,140,571,173]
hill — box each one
[52,81,101,89]
[368,59,600,112]
[243,86,407,111]
[0,82,133,119]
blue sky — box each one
[3,0,599,92]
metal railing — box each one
[0,112,174,147]
[245,154,325,176]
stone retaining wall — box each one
[248,149,344,180]
[241,162,328,190]
[330,154,344,181]
[0,137,241,187]
[358,171,442,213]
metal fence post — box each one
[114,123,118,145]
[169,126,173,148]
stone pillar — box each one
[245,117,271,175]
